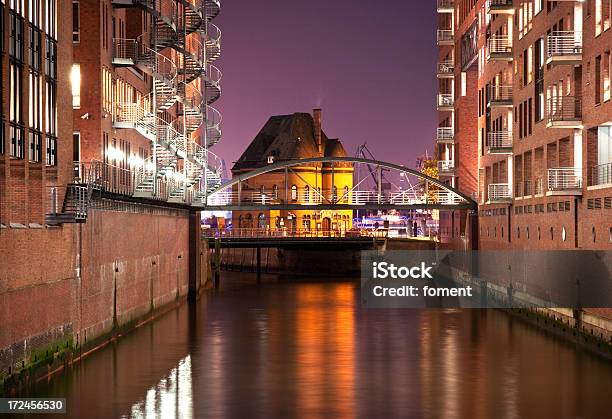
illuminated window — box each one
[291,185,297,201]
[304,185,310,202]
[71,64,81,108]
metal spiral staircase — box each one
[110,0,223,205]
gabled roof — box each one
[232,112,348,172]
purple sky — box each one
[214,0,437,171]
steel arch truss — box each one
[200,157,476,211]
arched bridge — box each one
[201,157,476,211]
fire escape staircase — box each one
[110,0,223,205]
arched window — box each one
[273,184,278,199]
[304,185,310,202]
[343,186,349,203]
[332,186,338,202]
[291,185,297,201]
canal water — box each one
[21,273,612,418]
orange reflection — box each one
[295,284,355,419]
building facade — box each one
[231,109,354,235]
[436,0,612,250]
[72,0,223,203]
[0,0,221,390]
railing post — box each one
[377,165,382,204]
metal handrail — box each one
[488,183,511,200]
[589,162,612,186]
[547,96,582,122]
[487,0,513,10]
[437,61,454,75]
[547,31,583,57]
[489,85,513,102]
[487,131,512,149]
[437,94,454,107]
[205,63,222,89]
[437,127,454,141]
[548,167,582,191]
[438,160,455,171]
[437,0,453,10]
[437,29,453,43]
[487,35,512,54]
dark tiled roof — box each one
[232,113,348,172]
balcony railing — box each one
[488,183,512,201]
[487,0,513,13]
[438,160,455,173]
[547,96,582,127]
[548,168,582,192]
[437,127,454,142]
[589,162,612,186]
[437,61,455,78]
[547,31,583,63]
[487,35,512,59]
[437,0,454,12]
[487,131,512,152]
[437,29,454,45]
[489,85,513,106]
[437,93,454,110]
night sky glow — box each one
[214,0,437,171]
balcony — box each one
[487,131,512,154]
[437,93,454,111]
[588,162,612,187]
[547,167,583,195]
[438,160,455,175]
[437,30,454,46]
[436,127,454,143]
[437,61,455,78]
[437,0,454,13]
[488,183,512,203]
[487,35,512,61]
[486,0,513,14]
[547,31,582,66]
[488,85,513,107]
[547,96,582,128]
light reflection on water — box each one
[23,273,612,418]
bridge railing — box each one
[202,228,391,239]
[206,188,466,206]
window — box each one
[72,1,80,42]
[29,25,41,71]
[273,184,278,200]
[596,55,602,105]
[71,64,81,108]
[343,186,349,203]
[461,72,467,96]
[304,185,310,202]
[332,186,338,202]
[28,130,41,162]
[291,185,297,201]
[597,126,612,166]
[9,11,24,62]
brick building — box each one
[0,0,221,389]
[435,0,612,250]
[231,109,354,235]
